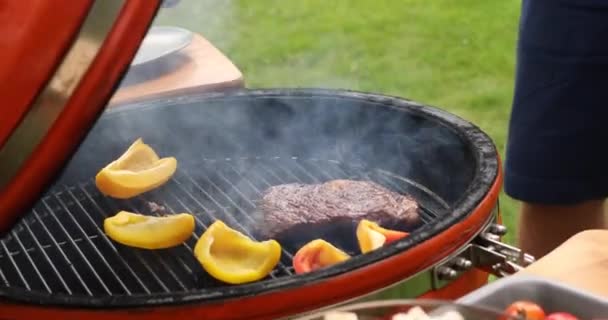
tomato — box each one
[503,301,546,320]
[545,312,579,320]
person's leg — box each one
[517,200,606,258]
[505,0,608,258]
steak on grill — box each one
[256,179,420,238]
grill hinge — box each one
[472,228,535,277]
[431,207,536,289]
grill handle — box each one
[432,223,536,288]
[470,226,536,277]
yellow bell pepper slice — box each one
[104,211,195,249]
[293,239,350,274]
[95,138,177,199]
[356,219,409,254]
[194,220,282,284]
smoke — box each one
[63,89,472,240]
[48,1,472,241]
[0,2,491,295]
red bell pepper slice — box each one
[293,239,350,274]
[356,219,409,254]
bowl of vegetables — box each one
[456,275,608,319]
[501,300,579,320]
[293,299,518,320]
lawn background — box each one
[155,0,522,245]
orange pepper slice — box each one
[356,219,409,254]
[293,239,350,274]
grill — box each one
[0,89,512,320]
[0,157,443,299]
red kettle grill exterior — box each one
[0,0,160,234]
[0,4,530,320]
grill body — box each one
[0,0,160,234]
[0,89,501,319]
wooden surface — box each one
[108,33,243,106]
[518,229,608,297]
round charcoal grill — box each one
[0,89,530,320]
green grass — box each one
[155,0,522,244]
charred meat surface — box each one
[257,180,420,238]
[147,201,167,214]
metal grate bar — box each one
[30,207,93,295]
[214,170,257,209]
[8,229,51,293]
[225,163,266,197]
[309,160,357,179]
[215,164,298,275]
[121,199,190,291]
[138,193,197,275]
[41,198,112,295]
[298,160,337,181]
[265,160,432,230]
[257,161,302,185]
[144,185,245,285]
[374,173,411,193]
[294,160,349,182]
[266,159,337,187]
[0,157,448,298]
[265,161,313,185]
[245,165,288,190]
[0,262,8,286]
[173,172,289,276]
[307,160,365,182]
[320,161,360,177]
[191,168,292,248]
[184,169,257,222]
[291,159,325,182]
[170,174,244,232]
[56,189,132,294]
[254,158,307,185]
[76,185,153,293]
[368,174,437,223]
[261,166,302,189]
[0,239,29,290]
[157,187,210,240]
[193,164,296,264]
[146,191,205,269]
[106,195,188,292]
[19,217,71,294]
[80,185,172,293]
[0,235,103,258]
[267,158,308,183]
[147,183,212,239]
[168,175,280,278]
[284,159,439,224]
[196,161,293,270]
[67,186,147,294]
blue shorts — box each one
[504,0,608,205]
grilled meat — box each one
[257,179,420,238]
[147,201,166,214]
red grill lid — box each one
[0,0,161,233]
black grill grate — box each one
[0,158,442,297]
